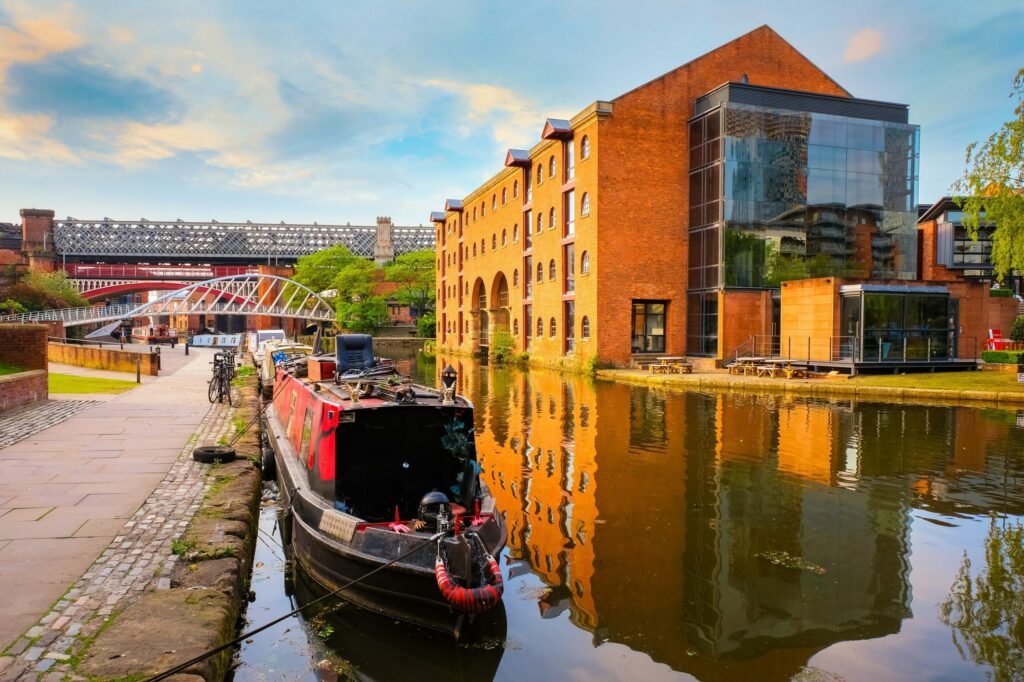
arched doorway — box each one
[489,272,511,342]
[471,278,488,352]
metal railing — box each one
[732,334,980,364]
[1,303,136,325]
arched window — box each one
[513,180,519,198]
[501,229,507,246]
[537,212,543,233]
[580,250,590,274]
[536,262,543,283]
[536,165,543,185]
[472,243,477,257]
[465,320,469,333]
[465,246,469,260]
[492,194,497,211]
[492,234,497,251]
[581,316,590,339]
[549,207,556,230]
[549,259,556,281]
[581,192,590,217]
[513,269,519,287]
[473,207,477,221]
[549,317,557,337]
[513,319,519,336]
[549,155,556,178]
[513,224,519,242]
[580,135,590,160]
[465,282,469,295]
[480,238,485,254]
[501,188,507,205]
[537,317,543,337]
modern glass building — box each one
[686,83,920,355]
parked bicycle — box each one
[208,350,237,405]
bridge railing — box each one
[0,304,137,325]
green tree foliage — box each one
[417,310,436,338]
[953,68,1024,280]
[0,270,88,311]
[939,519,1024,679]
[0,298,26,315]
[332,259,386,333]
[489,328,516,363]
[384,248,436,318]
[1011,315,1024,342]
[292,244,359,293]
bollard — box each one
[185,342,189,356]
[135,354,141,384]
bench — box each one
[649,356,693,374]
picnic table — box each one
[648,356,693,374]
[728,356,765,375]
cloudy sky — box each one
[0,0,1020,226]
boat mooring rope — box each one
[142,531,444,682]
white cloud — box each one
[843,28,882,63]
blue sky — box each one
[0,0,1020,226]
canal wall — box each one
[74,377,264,681]
[47,341,161,376]
[598,369,1024,407]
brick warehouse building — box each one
[431,25,1019,368]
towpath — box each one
[0,345,216,651]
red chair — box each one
[988,329,1023,351]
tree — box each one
[292,244,359,293]
[953,68,1024,280]
[0,270,88,311]
[384,248,436,318]
[331,259,386,333]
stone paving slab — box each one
[0,401,99,449]
[0,347,223,655]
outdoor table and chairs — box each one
[648,356,693,374]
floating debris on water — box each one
[756,550,827,575]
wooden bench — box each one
[649,356,693,374]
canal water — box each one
[235,353,1024,681]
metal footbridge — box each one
[0,274,336,328]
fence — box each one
[734,334,980,364]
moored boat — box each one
[262,334,507,638]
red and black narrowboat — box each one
[262,334,507,638]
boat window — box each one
[300,407,314,464]
[285,391,298,436]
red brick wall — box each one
[0,323,48,370]
[20,208,55,252]
[918,220,961,282]
[0,371,47,412]
[595,26,851,364]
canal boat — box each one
[262,334,507,638]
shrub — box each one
[1011,315,1024,342]
[0,298,26,315]
[990,288,1013,297]
[417,311,436,338]
[489,329,516,364]
[981,350,1024,365]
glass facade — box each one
[686,100,920,354]
[841,291,952,361]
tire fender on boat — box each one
[434,551,504,614]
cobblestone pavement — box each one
[0,397,236,681]
[0,401,100,449]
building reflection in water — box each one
[434,357,1024,679]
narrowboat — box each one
[262,334,507,638]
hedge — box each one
[980,350,1024,365]
[989,288,1013,297]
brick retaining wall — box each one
[47,342,160,376]
[0,370,47,412]
[0,324,48,370]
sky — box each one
[0,0,1021,227]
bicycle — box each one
[208,350,237,405]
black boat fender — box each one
[434,534,504,614]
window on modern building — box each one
[632,301,666,353]
[581,250,590,274]
[549,155,556,178]
[513,269,519,287]
[549,207,556,231]
[581,315,590,339]
[565,190,575,236]
[536,165,543,186]
[492,195,497,211]
[565,139,575,181]
[581,192,590,217]
[537,317,543,337]
[501,188,507,205]
[564,301,575,353]
[513,319,519,336]
[501,229,507,246]
[536,262,543,283]
[513,223,519,243]
[537,212,543,234]
[549,317,557,338]
[580,135,590,160]
[564,243,575,293]
[549,259,556,281]
[513,180,519,199]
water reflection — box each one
[435,357,1024,680]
